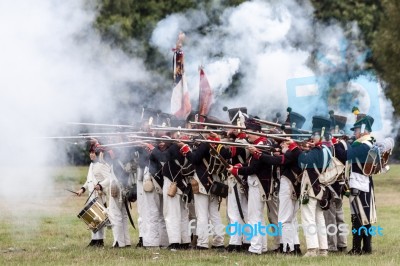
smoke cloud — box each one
[0,0,152,216]
[150,0,395,137]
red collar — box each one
[208,136,221,142]
[288,142,298,151]
[237,132,247,139]
[254,137,267,145]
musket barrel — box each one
[38,135,109,139]
[243,130,303,143]
[67,122,137,129]
[150,127,226,133]
[251,118,312,134]
[100,140,151,147]
[127,135,194,143]
[189,121,245,129]
[78,131,147,136]
[194,139,273,150]
[252,118,282,128]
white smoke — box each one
[150,0,395,138]
[0,0,151,212]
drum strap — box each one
[124,199,136,229]
[84,181,100,205]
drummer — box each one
[76,139,111,247]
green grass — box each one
[1,165,400,265]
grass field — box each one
[1,165,400,265]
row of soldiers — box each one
[76,106,391,257]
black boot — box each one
[226,245,241,252]
[241,243,250,252]
[348,215,362,255]
[136,237,143,248]
[179,243,190,250]
[96,239,104,247]
[113,241,119,248]
[362,227,372,254]
[211,245,226,252]
[87,239,98,247]
[168,243,180,250]
[293,244,302,255]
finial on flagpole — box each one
[176,32,185,50]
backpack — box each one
[314,145,345,186]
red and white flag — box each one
[198,68,213,120]
[171,74,191,119]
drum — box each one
[77,197,109,233]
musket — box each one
[189,121,245,130]
[127,135,194,143]
[100,140,152,147]
[251,117,283,128]
[267,133,350,138]
[251,118,312,134]
[67,122,137,129]
[78,132,147,136]
[243,130,304,143]
[267,134,311,137]
[150,127,226,134]
[38,135,109,139]
[194,139,274,151]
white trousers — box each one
[324,198,347,250]
[227,179,249,245]
[247,175,267,254]
[278,176,300,252]
[109,196,131,247]
[142,186,168,247]
[194,193,225,248]
[301,197,328,250]
[136,167,145,238]
[136,179,144,238]
[163,178,191,244]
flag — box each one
[198,68,213,121]
[171,74,191,119]
[171,46,191,119]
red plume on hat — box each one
[89,142,100,152]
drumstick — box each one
[64,188,79,195]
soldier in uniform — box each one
[228,119,281,254]
[76,141,111,247]
[225,108,251,252]
[298,116,331,257]
[108,147,134,248]
[135,107,160,247]
[141,136,169,249]
[148,124,192,250]
[324,112,348,252]
[347,115,377,255]
[179,131,231,250]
